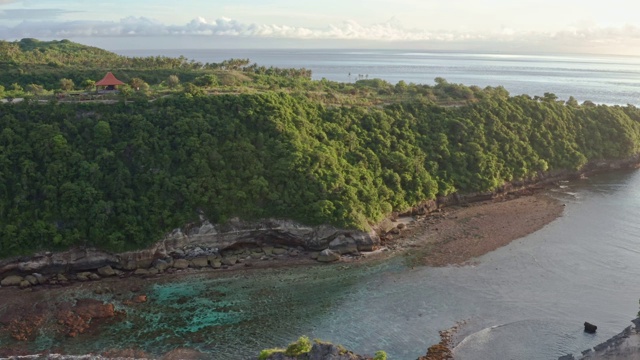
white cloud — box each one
[2,16,640,54]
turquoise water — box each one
[4,170,640,359]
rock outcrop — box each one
[261,341,369,360]
[560,318,640,359]
[0,218,380,286]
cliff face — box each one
[0,218,379,281]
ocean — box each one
[3,49,640,359]
[117,49,640,106]
[7,170,640,360]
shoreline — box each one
[0,187,566,359]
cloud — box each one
[2,16,640,53]
[0,8,78,20]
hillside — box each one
[1,89,640,257]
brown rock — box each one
[317,249,340,262]
[88,273,100,280]
[57,299,117,338]
[1,275,24,287]
[97,265,116,277]
[190,257,209,268]
[221,257,237,266]
[161,348,208,360]
[272,248,288,255]
[6,312,45,341]
[24,275,38,286]
[329,235,358,254]
[173,259,189,269]
[134,269,149,276]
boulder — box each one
[190,257,209,268]
[317,249,340,262]
[211,260,222,269]
[33,273,47,285]
[153,259,171,272]
[584,322,598,334]
[134,269,149,276]
[76,273,90,282]
[351,231,379,252]
[97,265,116,277]
[329,235,358,255]
[173,259,189,269]
[272,248,288,255]
[88,273,100,281]
[19,280,31,288]
[24,275,38,286]
[1,275,24,286]
[221,257,237,266]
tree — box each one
[193,74,218,88]
[129,77,149,91]
[566,96,579,107]
[81,79,96,92]
[59,78,75,91]
[118,84,134,101]
[26,83,45,95]
[183,83,205,97]
[167,75,180,89]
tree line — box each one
[1,91,639,258]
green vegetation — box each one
[1,39,640,258]
[374,350,388,360]
[258,348,285,360]
[285,336,313,356]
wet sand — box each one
[393,192,564,267]
[0,191,565,358]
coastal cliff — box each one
[0,218,379,286]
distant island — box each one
[1,38,640,258]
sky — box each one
[1,0,640,55]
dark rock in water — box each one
[584,322,597,334]
[558,354,576,360]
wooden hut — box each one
[95,72,125,92]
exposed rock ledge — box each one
[559,318,640,360]
[0,218,380,283]
[2,155,639,286]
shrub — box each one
[374,350,388,360]
[285,336,312,356]
[258,348,284,360]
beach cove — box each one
[2,168,627,359]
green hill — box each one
[1,90,639,257]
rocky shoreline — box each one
[1,156,638,291]
[558,318,640,360]
[1,158,640,359]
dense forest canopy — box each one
[1,39,640,258]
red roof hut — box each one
[95,72,125,91]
